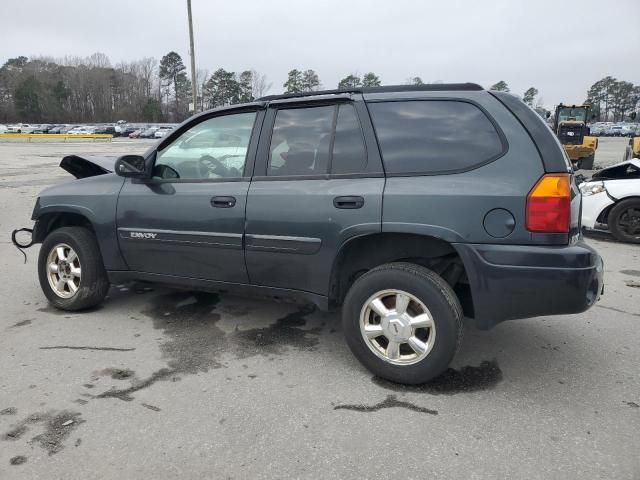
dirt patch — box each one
[10,319,32,328]
[10,455,27,466]
[2,410,84,455]
[0,407,17,416]
[4,424,28,440]
[96,368,173,402]
[141,403,161,412]
[372,360,503,394]
[95,368,135,380]
[624,401,639,408]
[334,394,438,415]
[30,411,85,455]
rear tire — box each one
[608,199,640,244]
[342,262,463,384]
[38,227,110,310]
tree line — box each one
[4,52,636,124]
[0,51,436,124]
[585,77,640,122]
[490,78,640,121]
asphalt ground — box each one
[0,137,638,479]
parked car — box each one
[15,84,604,385]
[580,159,640,243]
[7,123,37,133]
[154,126,174,138]
[128,128,145,139]
[60,125,80,134]
[140,127,159,138]
[68,126,97,135]
[620,124,636,137]
[48,125,66,134]
[0,124,8,134]
[93,125,116,136]
[33,124,54,134]
[118,126,137,137]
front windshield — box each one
[558,107,587,123]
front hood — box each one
[59,155,118,179]
[591,159,640,181]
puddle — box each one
[372,360,503,394]
[233,304,320,358]
[334,394,438,415]
[93,291,323,402]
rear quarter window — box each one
[368,100,506,175]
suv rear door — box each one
[245,96,384,296]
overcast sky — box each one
[2,0,639,107]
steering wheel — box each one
[197,154,227,178]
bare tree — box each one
[251,69,271,98]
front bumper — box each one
[455,241,603,329]
[581,189,613,229]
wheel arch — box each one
[328,232,474,318]
[33,208,97,244]
[597,195,640,225]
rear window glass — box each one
[368,100,504,174]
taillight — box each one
[526,174,571,233]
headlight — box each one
[579,182,606,196]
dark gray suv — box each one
[19,84,604,384]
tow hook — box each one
[11,228,34,264]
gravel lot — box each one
[0,137,638,479]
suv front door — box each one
[116,107,263,283]
[245,97,384,296]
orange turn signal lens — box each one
[526,174,571,233]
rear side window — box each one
[267,103,367,177]
[368,100,505,175]
[268,106,334,176]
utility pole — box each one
[187,0,197,112]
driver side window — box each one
[154,112,257,180]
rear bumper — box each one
[454,241,603,329]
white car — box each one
[0,124,7,134]
[154,126,174,138]
[7,123,37,133]
[67,127,95,135]
[580,159,640,243]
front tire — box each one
[608,199,640,244]
[342,262,463,384]
[38,227,109,310]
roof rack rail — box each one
[257,83,483,101]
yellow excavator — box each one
[552,104,598,170]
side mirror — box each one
[545,111,551,119]
[115,155,148,178]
